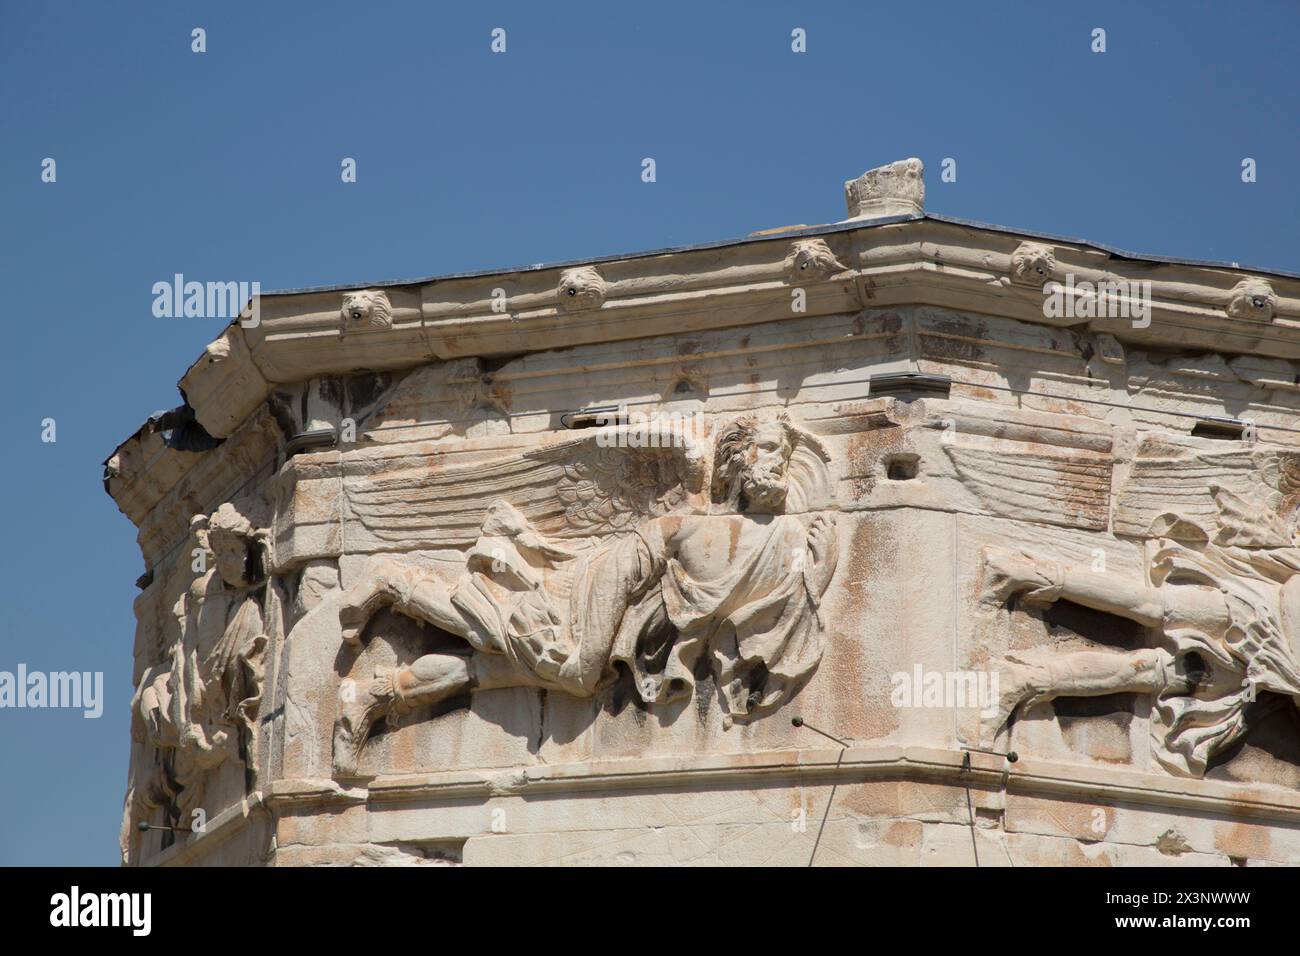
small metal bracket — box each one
[137,822,192,834]
[1190,416,1249,441]
[868,371,952,401]
[284,427,339,458]
[560,405,626,430]
[960,746,1018,790]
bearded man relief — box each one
[332,413,838,775]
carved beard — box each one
[741,465,788,512]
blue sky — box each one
[0,0,1297,865]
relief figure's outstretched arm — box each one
[978,546,1223,748]
[339,556,467,646]
[981,546,1230,633]
[1050,565,1164,627]
[982,546,1161,625]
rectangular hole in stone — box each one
[885,453,920,480]
[1190,417,1248,440]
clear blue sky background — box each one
[1,1,1297,865]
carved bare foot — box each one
[980,547,1060,608]
[333,669,399,776]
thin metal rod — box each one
[137,823,192,833]
[791,716,850,748]
[962,746,1019,762]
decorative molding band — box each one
[161,218,1300,447]
[260,745,1300,827]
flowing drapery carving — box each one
[980,497,1300,777]
[121,496,270,856]
[331,414,837,775]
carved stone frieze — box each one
[979,511,1300,778]
[330,412,836,774]
[121,494,273,862]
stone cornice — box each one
[174,216,1300,436]
[106,209,1300,534]
[107,405,281,555]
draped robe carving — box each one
[331,414,837,774]
[982,485,1300,777]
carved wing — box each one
[1277,453,1300,520]
[1206,451,1300,547]
[1115,438,1300,547]
[943,443,1111,530]
[544,427,706,533]
[341,423,706,550]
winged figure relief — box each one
[332,414,838,775]
[339,420,709,550]
[979,471,1300,778]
